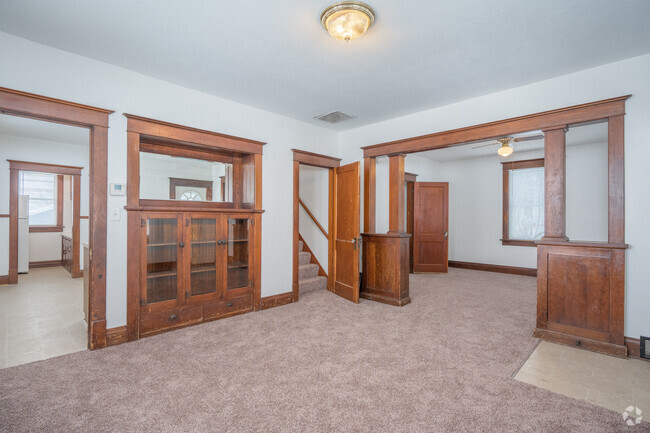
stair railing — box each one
[298,198,328,238]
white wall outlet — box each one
[111,208,120,221]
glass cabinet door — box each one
[142,214,182,307]
[188,217,219,299]
[225,218,251,293]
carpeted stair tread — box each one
[298,251,311,265]
[298,263,319,279]
[299,276,327,294]
[298,240,304,252]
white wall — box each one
[0,133,89,268]
[298,165,329,269]
[339,53,650,339]
[0,31,338,328]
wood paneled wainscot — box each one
[534,241,627,356]
[360,233,411,306]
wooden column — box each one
[363,157,376,233]
[292,160,300,300]
[8,168,19,284]
[71,174,81,278]
[608,115,625,244]
[388,154,405,234]
[541,126,568,241]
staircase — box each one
[298,240,327,294]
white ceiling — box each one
[0,114,89,146]
[1,1,649,130]
[416,122,608,162]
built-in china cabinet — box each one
[125,114,264,340]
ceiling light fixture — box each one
[497,138,514,157]
[321,1,375,42]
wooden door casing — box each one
[333,162,361,303]
[413,182,449,273]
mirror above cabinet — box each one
[139,151,233,202]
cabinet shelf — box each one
[228,239,248,243]
[191,266,216,274]
[191,240,217,245]
[227,263,249,269]
[147,271,178,279]
[147,242,177,247]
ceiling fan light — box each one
[497,144,514,157]
[321,2,375,42]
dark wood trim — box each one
[29,226,63,233]
[535,240,628,249]
[0,275,9,285]
[260,292,295,310]
[327,169,335,291]
[298,198,328,238]
[299,234,327,278]
[406,179,415,273]
[169,177,214,201]
[404,172,418,182]
[9,168,18,283]
[502,158,544,246]
[534,328,627,358]
[125,113,265,155]
[448,260,537,277]
[0,214,9,218]
[388,154,405,234]
[541,126,568,242]
[80,215,89,219]
[361,95,631,157]
[29,259,62,268]
[363,157,376,233]
[1,87,111,350]
[7,159,83,176]
[105,326,128,347]
[608,115,625,244]
[292,160,300,302]
[0,87,113,127]
[140,140,235,164]
[292,149,341,168]
[624,337,649,361]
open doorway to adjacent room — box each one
[0,114,90,367]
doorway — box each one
[291,150,361,303]
[0,87,112,350]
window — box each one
[502,159,544,246]
[19,171,63,231]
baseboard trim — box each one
[534,328,627,358]
[0,275,9,285]
[625,337,649,362]
[106,326,128,347]
[29,259,62,268]
[448,260,537,277]
[260,292,295,310]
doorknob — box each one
[443,232,448,240]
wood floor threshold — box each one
[448,260,537,277]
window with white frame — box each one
[19,171,58,226]
[502,159,544,245]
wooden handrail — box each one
[299,198,328,238]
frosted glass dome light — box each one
[321,2,375,42]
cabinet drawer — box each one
[203,294,252,321]
[140,305,203,336]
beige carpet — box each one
[0,269,640,432]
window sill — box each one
[501,239,538,247]
[29,226,63,233]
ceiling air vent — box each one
[314,111,356,124]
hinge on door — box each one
[249,280,254,287]
[250,219,254,226]
[141,218,146,227]
[140,299,145,306]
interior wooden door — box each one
[413,182,449,273]
[140,213,184,314]
[333,162,361,303]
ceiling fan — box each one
[472,134,544,157]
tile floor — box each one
[515,341,650,415]
[0,267,87,369]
